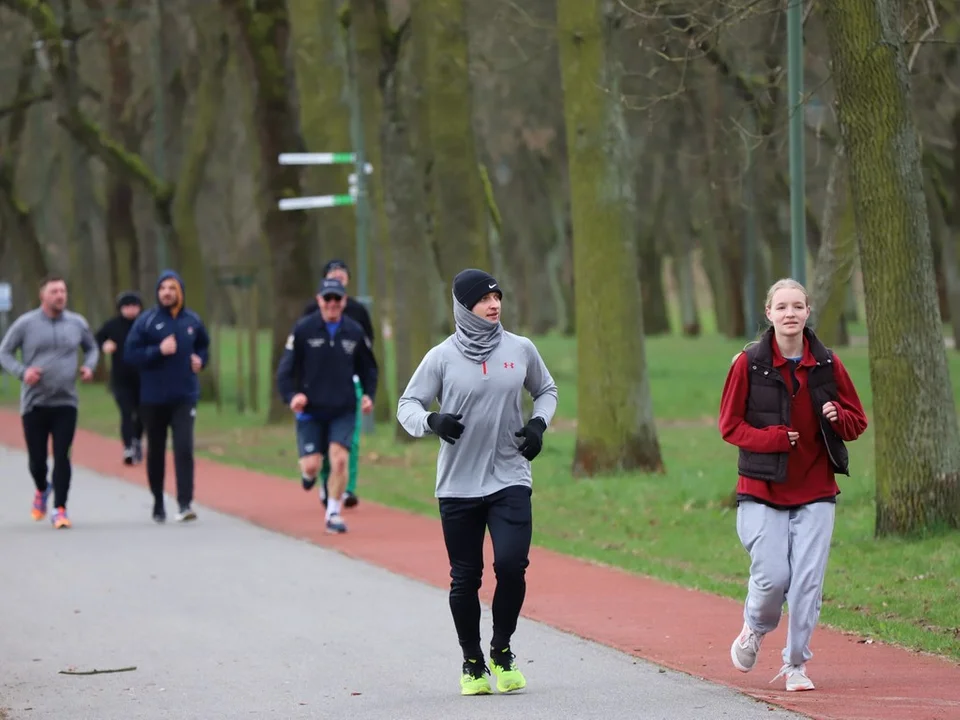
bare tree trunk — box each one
[374,14,432,443]
[810,143,858,347]
[86,0,140,298]
[413,0,490,295]
[225,0,317,423]
[289,0,356,269]
[0,45,47,290]
[636,154,670,336]
[558,0,664,476]
[824,0,960,536]
[171,16,229,403]
[346,0,393,424]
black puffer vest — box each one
[740,327,849,483]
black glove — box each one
[515,417,547,461]
[427,412,465,445]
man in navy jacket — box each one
[278,277,377,534]
[125,270,210,523]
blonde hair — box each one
[765,278,810,310]
[735,278,811,359]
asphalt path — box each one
[0,446,803,719]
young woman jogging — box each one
[397,268,558,696]
[718,278,868,692]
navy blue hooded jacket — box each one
[124,270,210,405]
[276,311,378,420]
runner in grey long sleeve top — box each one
[397,268,558,697]
[0,307,99,415]
[397,332,558,498]
[0,276,98,528]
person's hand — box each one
[79,366,94,382]
[515,417,547,461]
[427,412,465,445]
[159,334,177,356]
[787,430,799,448]
[290,393,308,413]
[23,367,42,386]
[191,354,203,373]
[361,395,373,414]
[101,339,117,355]
[822,402,839,423]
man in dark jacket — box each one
[124,270,210,524]
[95,291,144,465]
[301,259,374,508]
[279,277,377,534]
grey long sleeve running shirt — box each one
[0,308,99,415]
[397,331,558,498]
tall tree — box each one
[823,0,960,535]
[224,0,316,423]
[809,143,856,346]
[289,0,356,269]
[412,0,490,292]
[86,0,141,297]
[557,0,664,476]
[0,45,48,290]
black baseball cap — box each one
[318,278,346,297]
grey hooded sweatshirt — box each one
[397,296,558,498]
[0,308,99,415]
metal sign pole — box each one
[277,151,375,434]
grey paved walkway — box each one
[0,446,801,719]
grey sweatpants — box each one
[736,499,835,667]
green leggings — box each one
[320,393,362,494]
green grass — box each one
[2,328,960,662]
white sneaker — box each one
[771,663,816,691]
[731,621,765,672]
[176,506,197,522]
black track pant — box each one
[112,383,142,448]
[22,405,78,510]
[438,485,533,660]
[140,402,195,510]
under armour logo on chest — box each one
[504,362,515,369]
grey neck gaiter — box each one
[451,291,503,364]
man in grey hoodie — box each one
[397,268,558,697]
[0,275,99,529]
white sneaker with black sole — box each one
[176,506,197,522]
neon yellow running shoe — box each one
[460,658,492,696]
[490,647,526,693]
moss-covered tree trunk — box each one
[3,0,178,263]
[225,0,317,424]
[558,0,664,477]
[374,16,432,443]
[289,0,356,268]
[0,160,47,289]
[823,0,960,536]
[636,155,670,336]
[810,143,858,346]
[412,0,489,292]
[0,46,48,291]
[171,16,229,403]
[348,0,395,425]
[88,0,140,298]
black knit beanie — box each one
[116,291,142,310]
[453,269,502,310]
